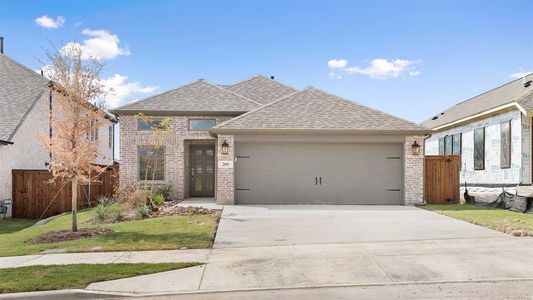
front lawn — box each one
[0,208,219,257]
[0,263,199,294]
[423,204,533,236]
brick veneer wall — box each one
[404,135,425,205]
[215,134,235,204]
[119,115,232,199]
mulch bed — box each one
[29,228,114,244]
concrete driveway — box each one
[214,205,505,248]
[85,204,533,298]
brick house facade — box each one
[114,76,429,205]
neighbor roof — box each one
[422,74,533,129]
[112,79,261,115]
[220,75,297,104]
[0,53,50,142]
[211,87,430,134]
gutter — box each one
[208,128,433,135]
[0,139,13,145]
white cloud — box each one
[327,59,348,69]
[101,74,158,108]
[327,58,421,79]
[509,71,533,79]
[35,15,65,29]
[61,29,130,61]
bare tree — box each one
[41,46,107,232]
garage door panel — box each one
[235,142,403,205]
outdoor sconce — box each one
[411,141,421,156]
[221,139,230,155]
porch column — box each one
[216,134,235,204]
[404,135,425,205]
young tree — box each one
[135,113,172,195]
[41,46,107,232]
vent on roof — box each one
[0,36,3,54]
[525,80,532,88]
[432,116,438,120]
[270,76,275,80]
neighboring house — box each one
[113,75,430,205]
[423,74,533,195]
[0,51,117,215]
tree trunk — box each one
[71,177,78,232]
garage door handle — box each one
[315,177,318,185]
[319,177,322,185]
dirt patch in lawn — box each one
[29,228,114,244]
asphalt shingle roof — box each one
[219,75,297,104]
[422,74,533,129]
[212,87,429,133]
[113,80,261,114]
[0,53,50,142]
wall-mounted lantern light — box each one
[221,139,229,155]
[411,141,421,156]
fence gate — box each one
[424,155,461,204]
[12,166,118,219]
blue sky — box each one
[1,0,532,123]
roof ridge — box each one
[306,86,427,129]
[221,74,298,91]
[212,88,308,129]
[205,79,262,106]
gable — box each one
[113,80,261,115]
[212,87,430,134]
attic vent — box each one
[525,80,532,88]
[432,116,438,120]
[270,76,275,80]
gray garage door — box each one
[235,142,403,205]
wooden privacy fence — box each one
[12,165,118,219]
[424,155,461,204]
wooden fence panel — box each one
[424,156,461,204]
[11,165,119,219]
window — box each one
[474,127,485,170]
[452,133,462,155]
[88,119,98,141]
[438,138,445,155]
[138,147,165,181]
[189,119,216,131]
[500,121,511,168]
[444,135,453,155]
[138,119,163,130]
[108,126,113,148]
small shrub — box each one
[123,189,149,210]
[136,204,151,219]
[94,203,107,221]
[156,185,172,200]
[107,203,124,222]
[152,193,165,207]
[97,195,116,207]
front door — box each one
[189,146,215,197]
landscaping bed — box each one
[423,204,533,236]
[0,263,200,294]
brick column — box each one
[404,135,425,205]
[215,134,235,204]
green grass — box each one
[423,204,533,235]
[0,209,219,257]
[0,263,200,294]
[0,218,36,234]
